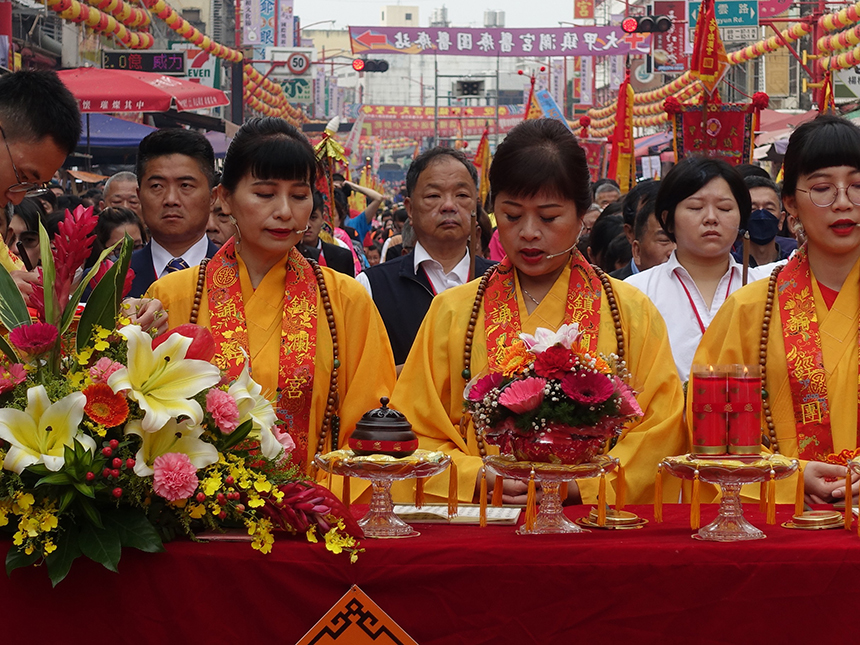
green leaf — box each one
[0,334,19,363]
[72,481,95,498]
[5,544,40,576]
[45,525,81,587]
[78,523,121,573]
[104,510,165,553]
[58,488,75,513]
[75,242,127,353]
[60,240,121,335]
[0,262,31,332]
[25,463,52,477]
[38,221,57,327]
[219,418,253,451]
[76,497,103,529]
[34,472,72,487]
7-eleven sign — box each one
[170,43,221,89]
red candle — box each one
[691,366,728,455]
[727,366,762,455]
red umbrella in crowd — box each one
[57,67,229,114]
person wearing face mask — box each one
[625,156,780,382]
[731,175,797,267]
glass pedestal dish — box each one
[314,449,451,539]
[661,453,799,542]
[484,454,619,535]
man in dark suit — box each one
[128,129,218,297]
[356,147,495,368]
[298,191,355,277]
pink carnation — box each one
[560,371,615,405]
[206,389,240,434]
[498,377,546,414]
[0,362,27,394]
[152,453,199,501]
[466,372,504,402]
[273,426,296,452]
[89,357,124,384]
[9,322,58,355]
[614,377,643,417]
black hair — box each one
[37,189,57,211]
[11,196,45,232]
[781,114,860,197]
[490,119,592,216]
[312,189,325,214]
[621,179,659,228]
[588,212,624,271]
[633,195,658,241]
[0,70,81,155]
[655,156,751,242]
[88,206,147,267]
[406,147,478,198]
[743,175,781,199]
[606,233,632,270]
[219,117,316,193]
[736,163,771,179]
[56,195,84,214]
[392,207,409,223]
[136,128,216,188]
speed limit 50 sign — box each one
[286,52,310,75]
[268,47,315,77]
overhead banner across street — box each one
[349,26,652,57]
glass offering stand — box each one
[661,454,798,542]
[484,454,619,535]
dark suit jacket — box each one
[128,239,219,298]
[363,252,496,365]
[609,260,635,280]
[297,242,355,277]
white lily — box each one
[227,361,280,459]
[125,418,218,477]
[0,386,93,474]
[108,325,221,433]
[519,323,583,354]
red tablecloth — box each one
[3,504,859,644]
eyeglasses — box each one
[0,125,50,197]
[796,182,860,208]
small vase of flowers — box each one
[465,324,643,465]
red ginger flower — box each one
[53,205,98,314]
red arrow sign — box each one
[354,30,388,49]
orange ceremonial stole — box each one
[206,240,318,466]
[777,247,860,460]
[483,251,602,371]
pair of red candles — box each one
[691,365,762,455]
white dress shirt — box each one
[625,251,778,381]
[151,235,210,279]
[356,241,470,298]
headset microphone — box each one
[544,243,578,260]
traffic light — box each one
[621,15,673,33]
[352,58,389,73]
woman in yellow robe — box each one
[391,119,686,505]
[148,117,395,475]
[693,114,860,504]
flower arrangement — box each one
[465,324,643,465]
[0,207,360,585]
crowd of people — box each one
[4,69,860,508]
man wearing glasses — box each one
[0,71,80,212]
